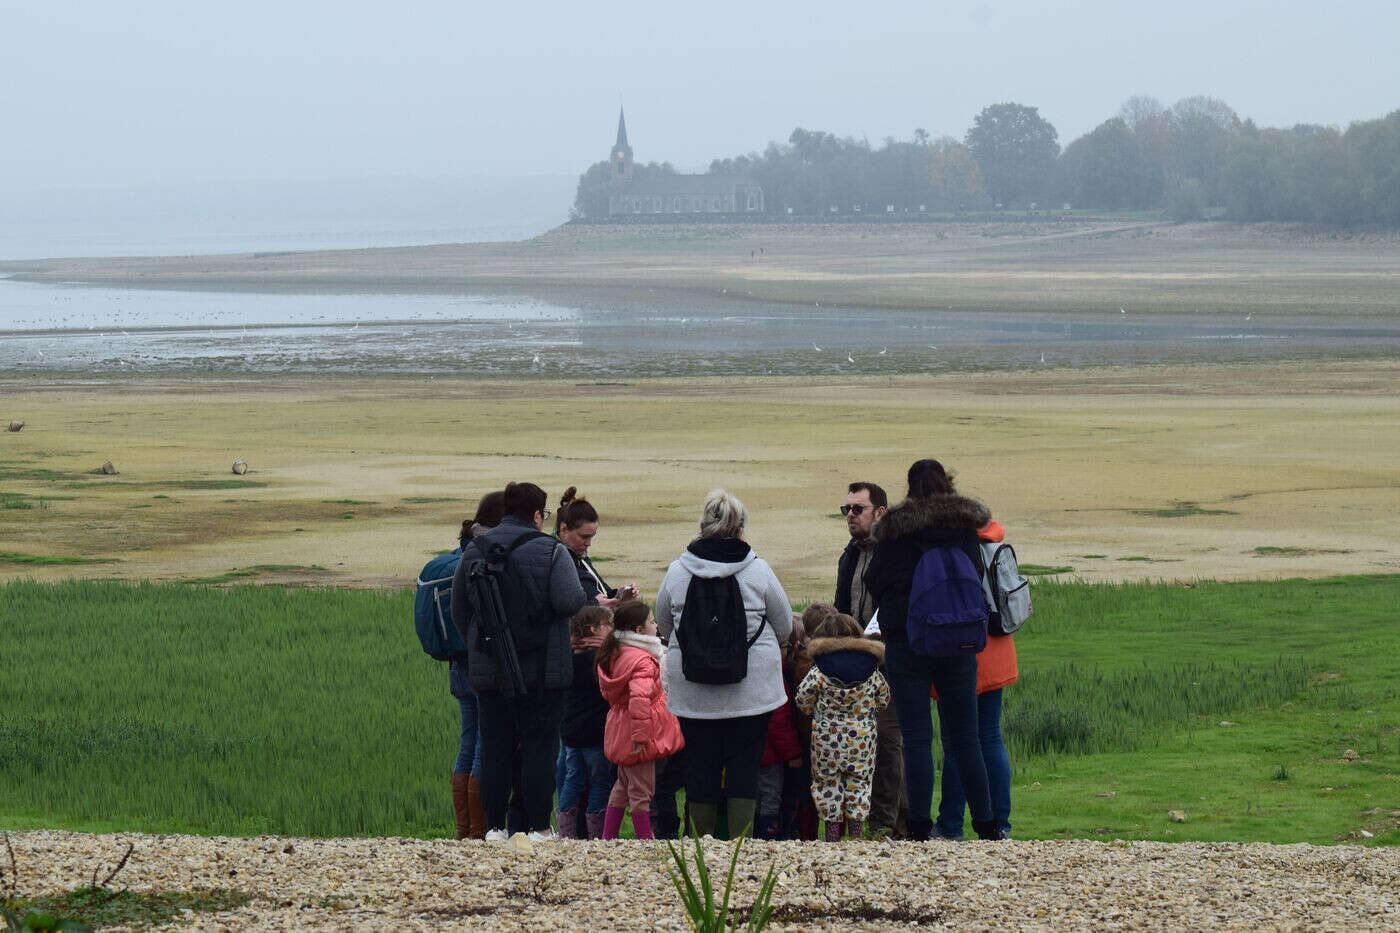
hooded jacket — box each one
[863,494,991,644]
[656,537,794,720]
[597,631,685,766]
[794,636,890,733]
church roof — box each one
[615,108,629,150]
[620,174,759,196]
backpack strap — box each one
[745,613,768,648]
[485,529,552,569]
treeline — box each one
[574,97,1400,226]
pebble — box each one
[3,831,1396,930]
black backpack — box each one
[676,574,766,685]
[456,529,554,696]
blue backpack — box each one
[906,545,989,657]
[415,548,469,661]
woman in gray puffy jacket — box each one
[656,489,793,838]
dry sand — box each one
[2,360,1398,598]
[4,221,1399,316]
[6,830,1397,931]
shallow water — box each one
[2,278,1397,377]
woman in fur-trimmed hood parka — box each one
[863,459,1003,842]
[794,616,890,841]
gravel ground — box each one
[5,831,1397,931]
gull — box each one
[1245,313,1253,321]
[1120,307,1126,314]
[1040,352,1046,364]
[532,352,541,365]
[847,353,855,364]
[927,345,939,350]
[811,343,822,352]
[121,330,130,337]
[878,347,888,356]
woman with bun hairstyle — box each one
[556,486,640,608]
[863,459,1002,841]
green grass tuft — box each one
[0,552,118,566]
[1020,564,1073,576]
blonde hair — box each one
[698,488,746,539]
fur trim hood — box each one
[807,636,885,663]
[872,494,991,543]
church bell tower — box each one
[611,106,634,181]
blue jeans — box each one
[559,745,615,814]
[883,641,992,827]
[450,662,482,777]
[936,689,1011,838]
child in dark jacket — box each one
[796,612,891,841]
[556,605,615,839]
[756,663,803,839]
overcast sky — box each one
[4,0,1397,191]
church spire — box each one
[610,105,634,181]
[615,106,629,150]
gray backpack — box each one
[979,541,1032,636]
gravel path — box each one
[5,831,1397,930]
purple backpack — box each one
[906,545,989,657]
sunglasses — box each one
[839,504,869,517]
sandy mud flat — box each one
[7,830,1397,930]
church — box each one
[605,109,765,217]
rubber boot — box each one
[906,818,933,842]
[584,809,606,840]
[823,819,844,842]
[451,772,471,840]
[972,818,1008,841]
[555,806,580,839]
[602,806,625,841]
[725,798,756,839]
[466,776,487,840]
[845,819,864,840]
[687,801,718,838]
[631,809,654,840]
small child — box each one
[595,599,685,840]
[557,605,616,839]
[795,612,891,841]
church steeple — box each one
[610,105,634,182]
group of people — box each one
[442,458,1016,844]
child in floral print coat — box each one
[795,613,891,841]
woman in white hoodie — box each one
[656,489,793,839]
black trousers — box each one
[477,689,566,833]
[679,712,772,804]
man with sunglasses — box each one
[835,481,907,838]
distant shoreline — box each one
[3,220,1399,317]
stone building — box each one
[605,109,764,217]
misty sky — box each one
[4,0,1397,191]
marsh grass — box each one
[1252,545,1354,557]
[0,553,117,566]
[1130,502,1238,518]
[187,565,331,585]
[1,576,1395,842]
[1019,564,1073,576]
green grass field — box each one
[1,576,1395,845]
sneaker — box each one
[484,828,509,842]
[526,828,558,843]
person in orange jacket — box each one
[596,599,685,840]
[931,517,1017,838]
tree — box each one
[926,137,985,211]
[572,160,675,219]
[964,102,1060,207]
[1059,117,1147,209]
[1166,96,1240,206]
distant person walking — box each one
[452,482,588,842]
[864,459,1003,841]
[449,490,505,839]
[656,489,793,839]
[834,480,907,839]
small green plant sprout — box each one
[666,834,777,932]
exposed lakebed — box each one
[2,278,1397,377]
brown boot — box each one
[451,772,471,840]
[466,775,487,840]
